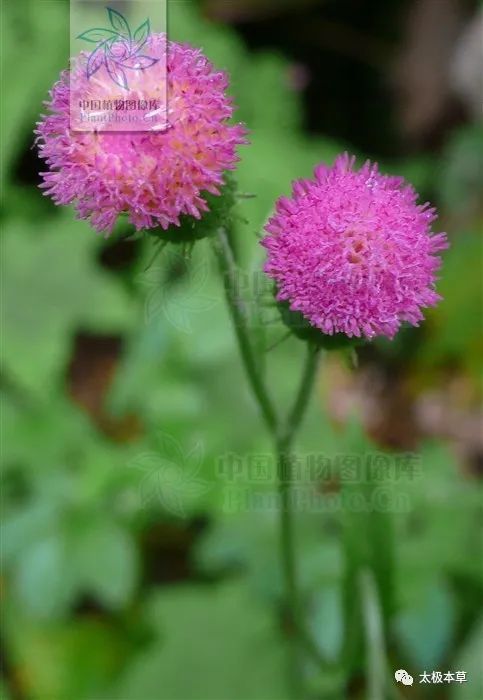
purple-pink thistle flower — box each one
[36,36,247,235]
[262,154,448,340]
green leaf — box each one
[15,534,79,618]
[1,216,136,393]
[75,519,139,608]
[419,231,483,377]
[395,577,456,670]
[2,613,126,700]
[450,616,483,699]
[308,585,344,662]
[438,124,483,216]
[1,503,59,565]
[1,0,68,183]
[0,680,12,700]
[111,581,289,700]
[156,431,185,464]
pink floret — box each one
[262,153,448,340]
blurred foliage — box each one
[1,1,482,699]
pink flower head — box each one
[36,35,247,235]
[262,154,448,340]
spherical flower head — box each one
[36,35,247,235]
[262,154,448,340]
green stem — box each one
[276,343,322,661]
[282,342,320,444]
[276,343,320,614]
[213,226,327,685]
[213,227,277,433]
[359,568,386,700]
[276,432,299,624]
[212,220,397,700]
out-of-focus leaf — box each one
[111,581,289,700]
[1,216,136,394]
[396,443,483,588]
[14,534,79,618]
[1,0,68,182]
[74,518,139,608]
[394,577,456,670]
[308,585,344,662]
[439,124,483,222]
[450,616,483,699]
[1,502,59,565]
[3,613,126,700]
[2,396,94,475]
[0,680,12,700]
[417,231,483,377]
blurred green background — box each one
[1,0,482,698]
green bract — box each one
[277,300,365,350]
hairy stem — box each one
[282,342,320,445]
[213,227,277,433]
[213,227,326,686]
[277,343,321,656]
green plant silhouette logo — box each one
[129,433,212,517]
[77,6,158,90]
